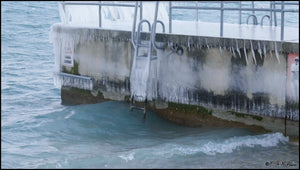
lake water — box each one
[1,1,299,168]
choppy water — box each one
[1,1,299,169]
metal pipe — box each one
[246,15,258,25]
[239,1,241,24]
[252,1,255,24]
[137,20,152,45]
[270,1,273,26]
[169,1,172,33]
[281,1,285,40]
[170,6,298,12]
[220,1,224,37]
[274,1,277,26]
[140,1,143,21]
[260,15,270,26]
[62,2,136,7]
[99,1,101,27]
[140,1,143,31]
[131,2,139,48]
[195,1,198,22]
[152,1,159,49]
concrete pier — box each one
[50,23,299,137]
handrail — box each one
[136,20,152,45]
[60,1,298,41]
[151,2,166,50]
[261,15,271,26]
[246,15,258,25]
[168,1,298,40]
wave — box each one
[118,152,135,162]
[157,132,289,156]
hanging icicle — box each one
[250,40,257,65]
[274,41,280,64]
[243,40,248,65]
[257,41,262,59]
[236,39,241,58]
[263,41,267,58]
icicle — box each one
[187,37,190,51]
[257,41,262,59]
[263,41,267,58]
[243,40,248,65]
[219,44,223,54]
[236,39,241,58]
[232,45,236,57]
[269,47,273,58]
[274,42,280,64]
[250,40,257,65]
[205,38,209,49]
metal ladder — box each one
[130,2,165,117]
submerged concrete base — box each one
[61,86,109,105]
[61,86,299,144]
[150,101,299,144]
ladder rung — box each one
[137,44,150,48]
[131,105,145,111]
[151,56,157,60]
[137,55,148,58]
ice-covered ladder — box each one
[130,2,165,117]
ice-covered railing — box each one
[59,1,169,31]
[53,72,94,90]
[58,1,298,41]
[168,1,299,41]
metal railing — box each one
[60,1,298,41]
[169,1,299,40]
[61,1,143,28]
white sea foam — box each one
[157,132,289,156]
[118,152,135,162]
[64,110,75,119]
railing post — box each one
[195,1,198,22]
[274,1,277,26]
[280,1,285,41]
[251,1,255,24]
[131,1,139,48]
[169,1,172,33]
[99,1,102,27]
[61,1,67,24]
[239,1,241,24]
[270,1,273,26]
[140,1,143,31]
[220,1,224,37]
[140,1,143,21]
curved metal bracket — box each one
[137,20,152,44]
[151,20,166,50]
[260,15,270,26]
[151,1,167,50]
[246,15,258,25]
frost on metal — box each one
[53,72,94,91]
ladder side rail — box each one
[131,1,139,49]
[151,2,166,50]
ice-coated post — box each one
[251,1,255,24]
[195,1,198,22]
[131,1,139,48]
[280,1,284,40]
[169,1,172,33]
[270,1,273,26]
[220,1,224,37]
[99,1,102,27]
[239,1,241,24]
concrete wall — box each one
[50,23,299,121]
